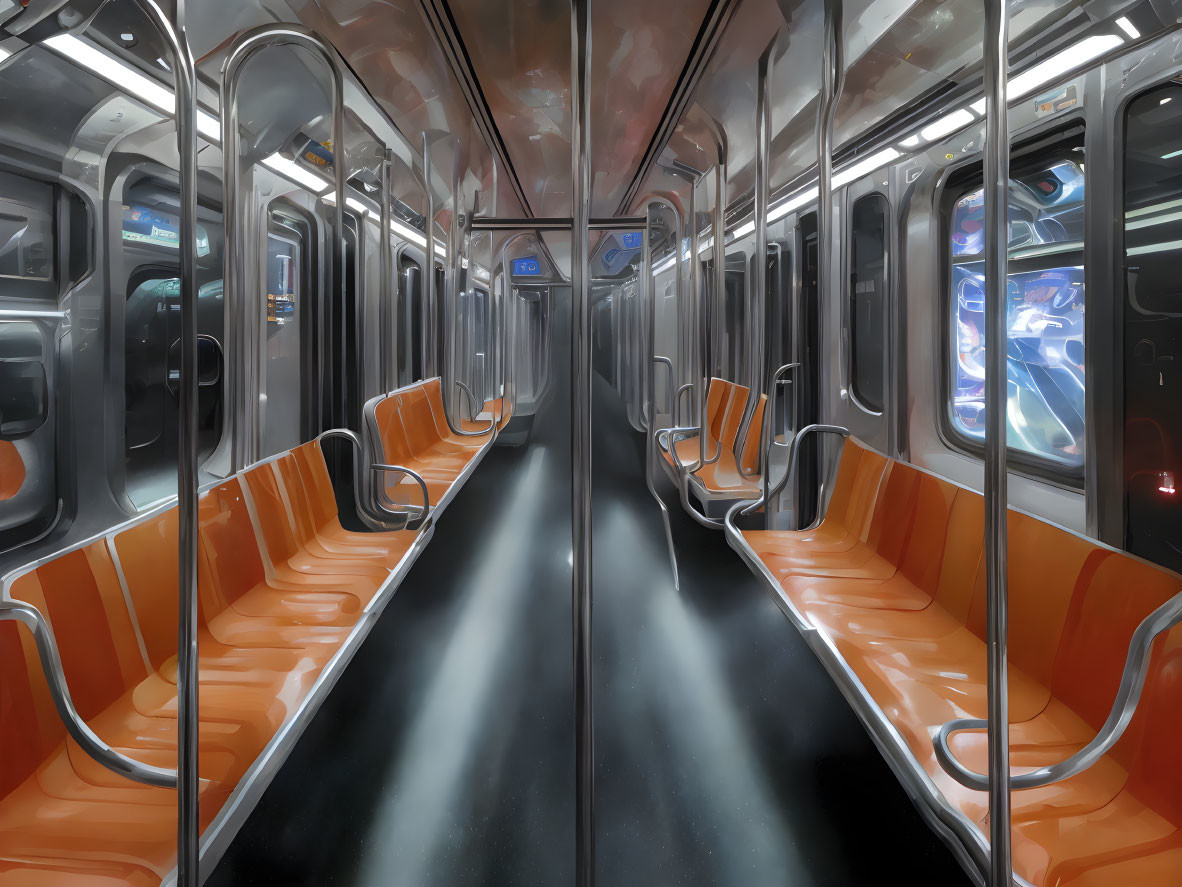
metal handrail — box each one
[761,363,801,521]
[642,197,684,590]
[0,599,178,788]
[450,379,495,435]
[651,355,676,423]
[740,423,850,519]
[371,463,431,529]
[316,428,422,531]
[455,380,482,421]
[934,587,1182,791]
[675,382,695,428]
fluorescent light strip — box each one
[391,218,427,249]
[0,46,11,65]
[969,33,1122,117]
[1162,148,1182,160]
[1128,239,1182,256]
[919,107,976,143]
[769,186,819,224]
[1126,209,1182,231]
[45,34,222,143]
[46,33,175,114]
[1115,16,1140,40]
[832,147,900,189]
[262,153,332,194]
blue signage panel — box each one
[512,256,541,276]
[619,231,642,250]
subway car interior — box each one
[1,0,1182,884]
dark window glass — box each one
[850,194,888,412]
[1123,81,1182,571]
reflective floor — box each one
[208,314,970,885]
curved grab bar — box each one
[675,382,695,428]
[934,588,1182,791]
[651,356,676,422]
[0,600,178,788]
[761,363,802,519]
[742,423,850,519]
[454,380,482,422]
[371,463,431,529]
[446,380,495,436]
[316,428,413,531]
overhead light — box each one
[899,134,922,148]
[391,218,427,248]
[46,33,175,116]
[0,46,11,65]
[1127,239,1182,256]
[322,191,377,216]
[45,33,222,143]
[1161,97,1173,106]
[833,147,900,188]
[1163,148,1182,160]
[769,186,819,223]
[968,34,1123,116]
[731,220,756,240]
[919,107,976,143]
[1009,34,1123,102]
[263,153,332,194]
[1115,16,1140,40]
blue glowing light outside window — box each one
[949,159,1086,469]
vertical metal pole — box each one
[713,149,725,397]
[689,183,706,467]
[422,132,437,381]
[447,143,462,424]
[736,41,774,476]
[820,0,846,400]
[570,1,594,884]
[381,150,395,392]
[983,0,1012,883]
[167,0,199,881]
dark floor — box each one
[208,311,971,886]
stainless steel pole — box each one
[222,25,347,461]
[167,0,199,879]
[820,0,846,400]
[983,0,1012,883]
[736,41,773,477]
[422,132,437,381]
[381,150,395,392]
[570,0,594,884]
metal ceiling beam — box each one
[471,216,645,231]
[614,0,741,215]
[416,0,534,217]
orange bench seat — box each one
[734,437,1182,886]
[0,438,430,884]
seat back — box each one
[241,461,302,567]
[199,477,269,608]
[372,396,415,464]
[930,489,986,623]
[0,619,66,800]
[964,510,1096,689]
[9,543,148,722]
[274,454,323,550]
[705,378,730,443]
[1051,550,1182,733]
[739,394,766,474]
[113,509,203,672]
[719,383,750,448]
[398,387,446,458]
[291,441,340,531]
[1121,626,1182,825]
[862,460,923,561]
[894,473,959,595]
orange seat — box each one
[0,440,24,500]
[737,436,1182,886]
[659,377,732,470]
[369,380,490,510]
[0,437,424,883]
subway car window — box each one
[120,176,224,509]
[262,209,307,456]
[850,193,888,412]
[947,140,1086,472]
[1123,81,1182,572]
[0,170,55,299]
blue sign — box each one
[619,231,642,249]
[512,256,541,276]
